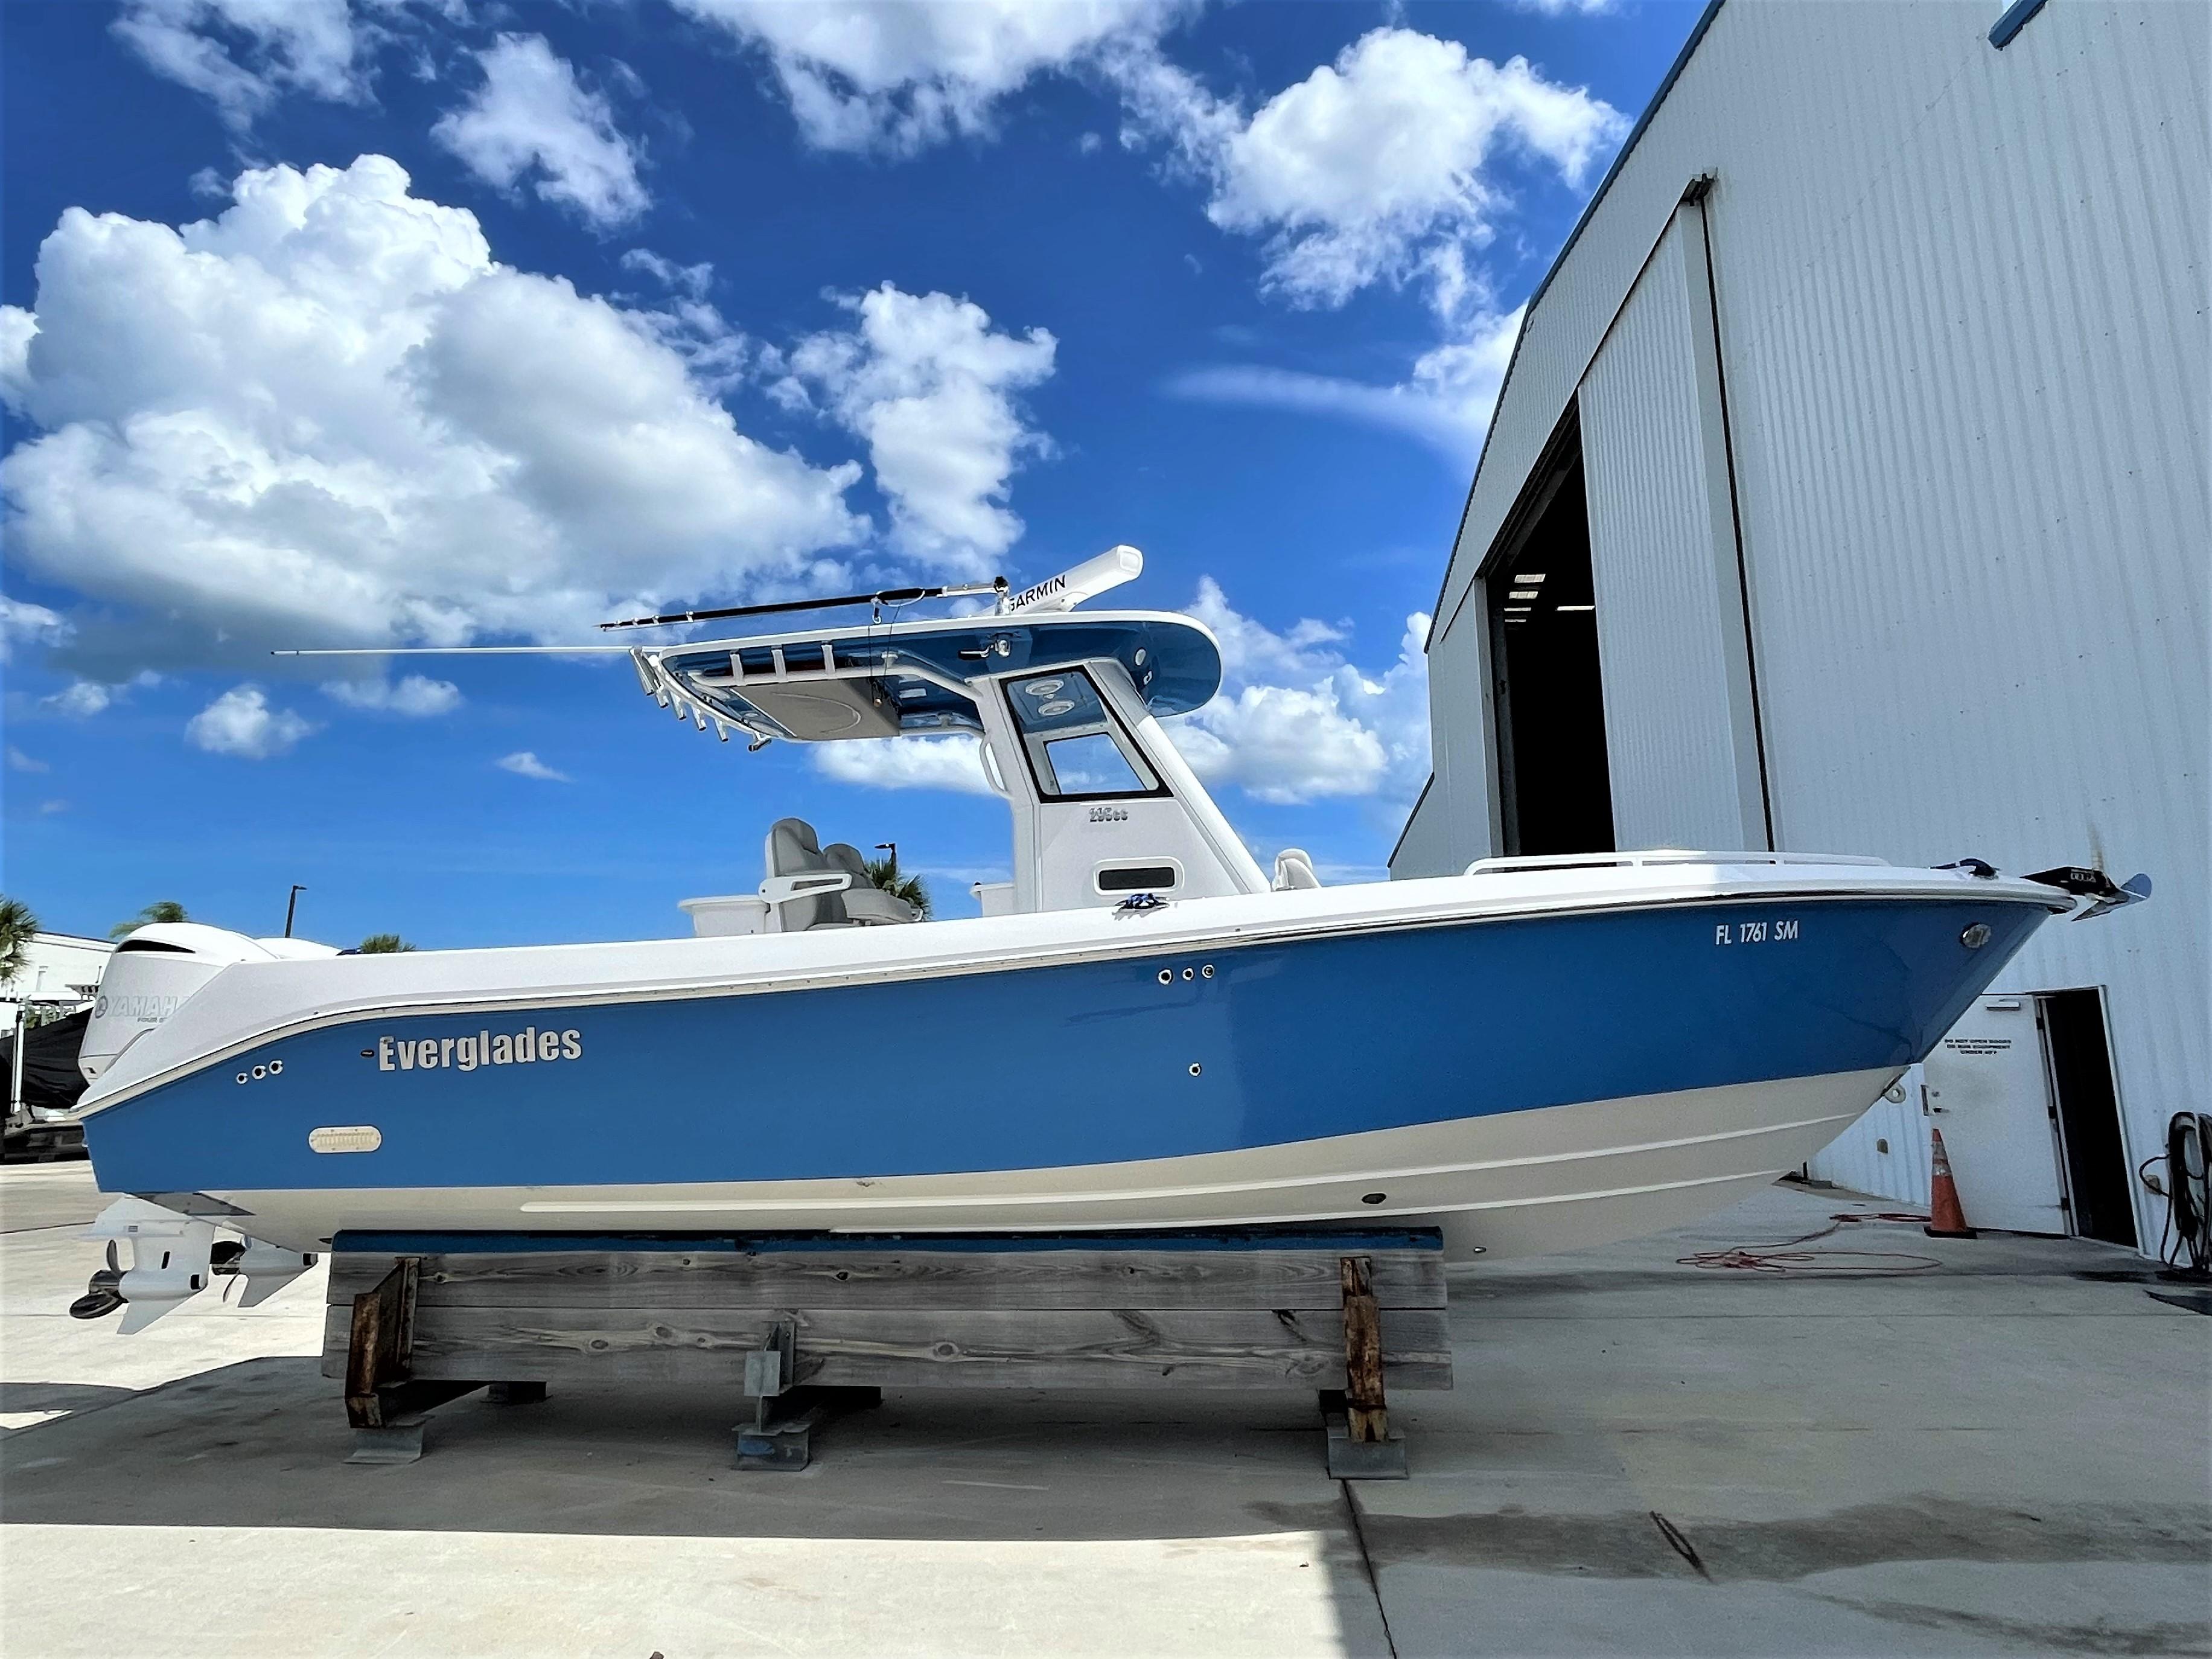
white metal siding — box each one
[1389,779,1457,881]
[1712,1,2208,1256]
[1393,600,1496,877]
[1417,0,2209,1254]
[1579,213,1764,850]
[1806,1066,1934,1207]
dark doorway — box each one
[2041,989,2138,1248]
[1487,411,1614,857]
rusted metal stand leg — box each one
[1324,1255,1407,1478]
[343,1258,485,1464]
[1342,1255,1389,1441]
[733,1387,882,1471]
[731,1318,880,1471]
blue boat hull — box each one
[85,894,2045,1229]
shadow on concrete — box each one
[0,1357,1383,1549]
[8,1354,2205,1602]
[0,1380,139,1417]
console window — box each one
[1004,670,1163,801]
[1045,732,1144,794]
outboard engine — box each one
[72,1197,319,1331]
[79,923,339,1084]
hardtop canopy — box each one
[643,610,1222,744]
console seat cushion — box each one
[824,843,917,925]
[761,820,917,929]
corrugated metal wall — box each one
[1579,211,1765,850]
[1401,575,1496,877]
[1712,1,2208,1254]
[1389,779,1459,883]
[1806,1065,1934,1206]
[1404,1,2208,1253]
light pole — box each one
[8,1001,25,1127]
[283,884,306,939]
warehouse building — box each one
[1392,0,2206,1255]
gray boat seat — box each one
[824,842,919,926]
[760,817,846,932]
[759,818,917,931]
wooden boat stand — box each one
[325,1229,1451,1477]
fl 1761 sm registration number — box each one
[1715,917,1799,945]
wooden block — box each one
[326,1238,1445,1314]
[320,1302,1453,1390]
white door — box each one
[1923,996,2065,1234]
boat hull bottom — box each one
[155,1067,1898,1262]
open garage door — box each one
[1484,410,1614,858]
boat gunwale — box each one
[76,872,2064,1120]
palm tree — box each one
[0,897,37,987]
[359,933,418,953]
[862,851,931,919]
[110,900,188,939]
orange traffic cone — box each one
[1925,1126,1978,1239]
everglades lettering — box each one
[376,1027,582,1073]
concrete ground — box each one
[1,1162,2205,1658]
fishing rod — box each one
[599,576,1008,632]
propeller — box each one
[68,1241,126,1321]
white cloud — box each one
[34,670,161,720]
[0,156,866,675]
[622,249,714,301]
[112,0,369,129]
[1118,28,1623,318]
[779,285,1056,577]
[43,681,115,718]
[615,252,749,390]
[672,0,1187,155]
[1167,305,1522,466]
[186,683,316,758]
[1166,578,1431,805]
[1187,579,1348,683]
[322,674,462,715]
[812,734,995,794]
[433,35,649,231]
[496,750,570,781]
[1174,683,1390,805]
[1115,28,1610,464]
[1,596,72,663]
[5,746,49,774]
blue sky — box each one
[2,0,1698,948]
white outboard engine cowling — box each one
[80,924,340,1084]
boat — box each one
[66,547,2147,1328]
